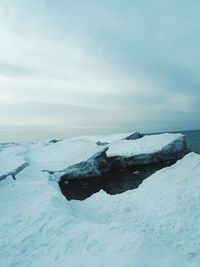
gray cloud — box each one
[0,0,199,141]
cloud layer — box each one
[0,0,200,141]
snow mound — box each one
[0,133,189,183]
[30,139,108,172]
[107,133,188,168]
[107,133,184,157]
[1,152,200,266]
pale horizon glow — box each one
[0,0,200,142]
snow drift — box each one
[107,133,188,169]
[0,152,200,267]
[0,132,188,183]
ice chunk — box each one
[107,133,188,168]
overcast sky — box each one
[0,0,200,141]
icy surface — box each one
[0,133,185,181]
[0,139,108,182]
[69,132,135,143]
[0,144,28,180]
[107,133,184,157]
[29,139,107,172]
[0,152,200,267]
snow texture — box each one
[68,132,141,144]
[0,152,200,267]
[107,133,188,168]
[0,144,29,180]
[59,148,109,182]
[107,133,185,157]
[29,139,108,172]
[0,133,187,182]
[0,133,195,267]
[0,139,109,183]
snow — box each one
[29,139,107,172]
[0,144,28,180]
[107,133,184,157]
[0,140,107,183]
[69,132,135,143]
[1,147,200,266]
[0,133,184,181]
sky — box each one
[0,0,200,141]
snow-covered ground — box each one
[69,132,137,143]
[0,156,200,265]
[29,139,107,172]
[0,149,27,180]
[0,134,186,180]
[0,134,199,266]
[107,133,184,157]
[0,139,108,182]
